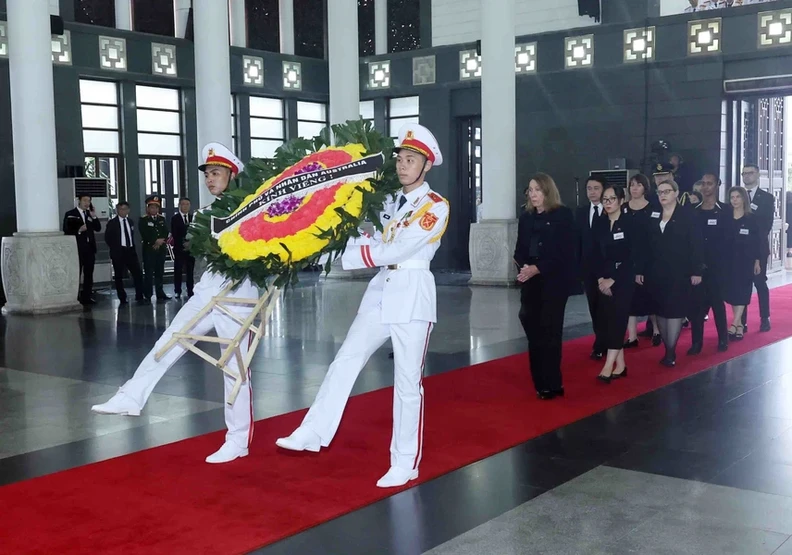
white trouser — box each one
[302,308,433,470]
[119,271,258,449]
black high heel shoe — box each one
[652,334,662,347]
[612,367,628,379]
[597,373,612,384]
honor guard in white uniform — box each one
[92,143,260,464]
[276,123,450,488]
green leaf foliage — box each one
[187,119,401,290]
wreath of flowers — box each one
[187,120,401,289]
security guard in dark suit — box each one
[63,194,102,305]
[139,195,170,301]
[741,163,774,332]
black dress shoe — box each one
[687,343,702,356]
[623,339,639,349]
[717,340,728,352]
[590,351,604,361]
[551,388,565,397]
[612,367,628,379]
[537,390,558,400]
[652,334,662,347]
[760,319,771,332]
[660,357,676,368]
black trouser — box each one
[142,248,166,298]
[742,254,770,324]
[519,276,569,393]
[111,247,144,301]
[690,268,727,344]
[77,248,95,302]
[173,249,195,296]
[583,274,604,352]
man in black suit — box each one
[105,201,145,303]
[575,176,605,359]
[170,197,195,298]
[63,194,102,305]
[741,163,773,332]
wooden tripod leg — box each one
[153,280,239,361]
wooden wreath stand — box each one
[154,280,281,405]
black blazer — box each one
[727,213,761,266]
[592,213,644,291]
[104,216,137,257]
[646,204,705,280]
[514,205,578,296]
[748,187,775,257]
[575,203,604,276]
[692,201,731,270]
[170,212,193,252]
[62,208,101,254]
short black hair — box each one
[744,163,760,172]
[178,197,191,203]
[586,175,607,188]
[116,201,130,208]
[604,184,626,202]
[76,193,92,200]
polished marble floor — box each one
[2,270,792,554]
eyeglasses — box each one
[657,189,675,196]
[602,197,618,204]
[741,170,757,175]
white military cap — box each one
[394,123,443,167]
[198,142,245,177]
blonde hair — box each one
[528,172,563,212]
[657,179,679,192]
[728,186,752,214]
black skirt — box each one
[647,272,692,319]
[723,258,754,306]
[629,282,654,317]
[597,280,636,349]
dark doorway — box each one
[456,116,482,270]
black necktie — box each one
[398,196,407,210]
[183,214,188,225]
[123,219,132,247]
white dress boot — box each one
[376,466,419,488]
[205,441,249,464]
[275,426,322,452]
[91,390,142,416]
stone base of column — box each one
[468,219,519,286]
[2,232,82,314]
[323,257,378,280]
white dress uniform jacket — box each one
[342,182,449,324]
[293,181,449,475]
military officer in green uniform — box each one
[140,195,171,301]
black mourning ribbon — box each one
[210,153,384,237]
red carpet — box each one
[2,286,792,554]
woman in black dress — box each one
[645,179,704,367]
[514,173,578,400]
[623,173,661,348]
[592,185,642,382]
[724,186,761,340]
